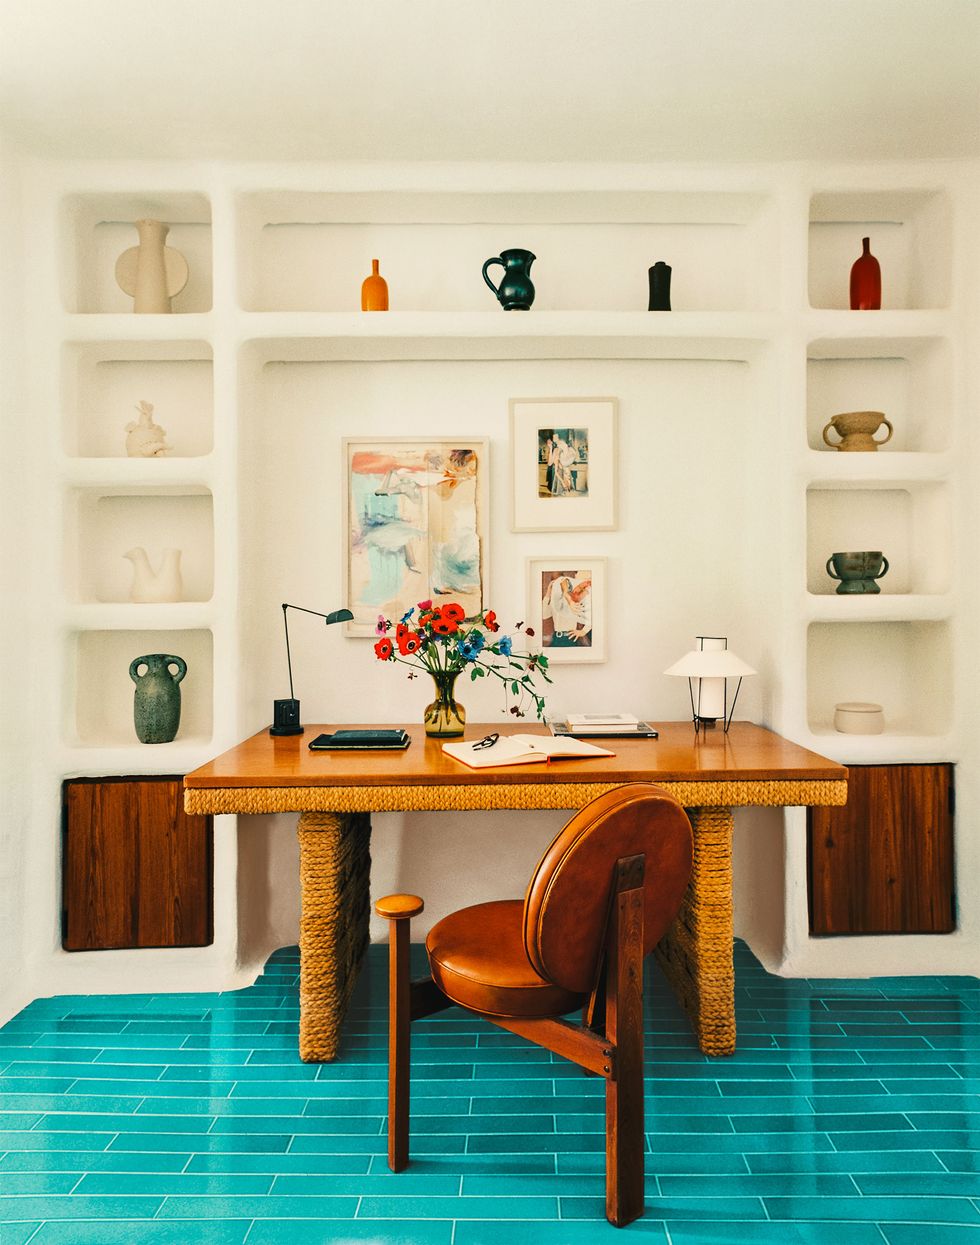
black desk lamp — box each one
[270,603,354,736]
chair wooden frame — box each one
[376,851,649,1228]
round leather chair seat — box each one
[425,899,585,1018]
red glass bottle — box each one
[849,237,881,310]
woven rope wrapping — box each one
[654,806,736,1057]
[182,777,846,1064]
[296,811,371,1062]
[184,779,847,817]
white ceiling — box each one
[1,0,978,163]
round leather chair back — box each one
[522,783,693,993]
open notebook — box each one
[442,734,613,770]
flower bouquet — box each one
[373,600,551,737]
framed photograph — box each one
[510,397,618,531]
[526,557,607,664]
[343,437,489,636]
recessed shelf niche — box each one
[62,340,214,457]
[806,620,952,737]
[237,190,776,314]
[61,192,213,314]
[806,337,952,453]
[808,190,951,310]
[67,628,213,747]
[64,487,214,604]
[806,481,950,596]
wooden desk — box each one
[184,722,846,1061]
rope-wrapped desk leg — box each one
[654,806,735,1057]
[296,811,372,1062]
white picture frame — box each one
[510,396,618,531]
[526,556,607,664]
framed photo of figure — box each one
[510,396,618,531]
[526,557,607,664]
[343,437,489,636]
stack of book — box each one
[549,714,659,739]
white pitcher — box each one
[124,547,184,603]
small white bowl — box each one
[834,701,885,734]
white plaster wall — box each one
[0,140,34,1023]
[235,352,776,947]
[2,159,977,1026]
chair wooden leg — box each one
[605,859,646,1227]
[387,915,412,1171]
[374,894,424,1173]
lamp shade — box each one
[663,649,756,679]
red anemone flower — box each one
[441,602,466,623]
[397,630,423,655]
[483,610,499,632]
[374,637,393,661]
[430,613,459,636]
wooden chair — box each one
[374,782,693,1227]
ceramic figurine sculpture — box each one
[115,219,189,313]
[849,236,881,310]
[482,248,536,309]
[125,401,171,457]
[361,258,389,310]
[124,547,183,603]
[130,653,186,744]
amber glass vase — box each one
[849,237,881,310]
[361,258,389,311]
[423,669,466,738]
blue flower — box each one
[456,632,486,662]
[497,634,513,657]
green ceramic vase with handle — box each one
[482,248,536,310]
[130,653,186,743]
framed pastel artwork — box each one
[343,437,489,636]
[526,557,607,664]
[510,397,618,531]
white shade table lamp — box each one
[664,636,755,733]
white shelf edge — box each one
[59,456,217,489]
[59,312,217,341]
[804,594,954,623]
[236,309,779,338]
[798,731,959,765]
[802,309,954,339]
[57,740,216,774]
[800,451,953,484]
[62,602,217,630]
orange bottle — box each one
[361,259,389,311]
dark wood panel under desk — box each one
[63,776,213,951]
[807,763,954,936]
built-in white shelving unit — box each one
[12,161,977,1006]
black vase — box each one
[648,261,671,311]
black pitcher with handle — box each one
[482,248,536,310]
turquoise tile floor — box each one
[0,940,978,1243]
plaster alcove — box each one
[1,0,978,1022]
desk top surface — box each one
[184,721,845,790]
